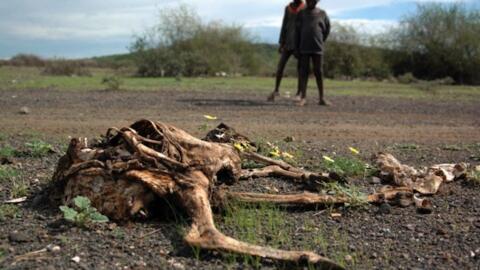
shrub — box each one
[25,140,54,158]
[42,60,91,77]
[397,72,419,84]
[8,54,46,67]
[102,75,123,91]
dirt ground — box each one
[0,88,479,269]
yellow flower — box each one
[234,142,244,152]
[270,148,281,158]
[323,155,335,163]
[282,152,294,159]
[203,115,217,120]
[349,147,360,155]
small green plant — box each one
[0,145,17,158]
[60,196,109,227]
[0,204,20,221]
[102,75,123,91]
[25,140,53,157]
[322,156,368,178]
[0,133,7,141]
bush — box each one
[102,75,123,91]
[391,3,480,84]
[131,4,261,77]
[8,54,46,67]
[42,60,91,77]
[397,72,419,84]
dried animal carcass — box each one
[52,119,345,269]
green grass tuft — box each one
[322,156,370,178]
[25,139,53,158]
[0,145,17,158]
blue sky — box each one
[0,0,475,59]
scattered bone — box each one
[4,197,27,204]
[51,120,469,268]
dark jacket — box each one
[279,3,305,51]
[295,7,331,54]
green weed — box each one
[0,145,17,158]
[322,156,369,178]
[60,196,109,227]
[25,139,53,157]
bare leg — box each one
[297,54,310,106]
[268,51,293,101]
[178,173,343,269]
[294,54,302,100]
[312,54,329,106]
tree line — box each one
[128,3,479,85]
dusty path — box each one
[0,89,479,144]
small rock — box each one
[19,106,30,115]
[370,177,382,184]
[283,136,295,143]
[402,253,410,259]
[47,244,61,253]
[377,203,391,215]
[370,252,378,259]
[405,224,416,231]
[344,254,353,263]
[71,256,81,263]
[436,227,448,236]
[9,231,31,243]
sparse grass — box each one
[221,200,289,268]
[322,156,370,178]
[467,170,480,186]
[0,145,17,158]
[394,143,419,150]
[0,133,6,141]
[0,165,19,181]
[11,179,29,198]
[0,204,20,221]
[442,144,464,151]
[321,182,369,208]
[0,165,28,198]
[25,139,53,158]
[302,220,360,269]
[2,66,480,101]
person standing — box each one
[267,0,305,102]
[295,0,331,106]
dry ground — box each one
[0,86,479,269]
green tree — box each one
[392,3,480,84]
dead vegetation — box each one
[50,119,471,268]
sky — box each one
[0,0,476,59]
